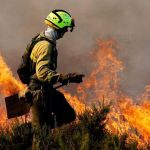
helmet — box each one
[45,9,75,32]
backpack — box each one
[17,34,54,84]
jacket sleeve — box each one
[35,41,60,85]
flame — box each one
[106,98,150,149]
[120,100,150,143]
[74,39,150,148]
[0,54,25,96]
[61,89,87,114]
[0,54,26,129]
[0,107,7,129]
[0,39,150,148]
[76,40,124,105]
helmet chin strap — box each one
[45,26,60,42]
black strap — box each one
[28,34,55,58]
[32,35,55,46]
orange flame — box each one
[0,54,25,96]
[0,54,26,129]
[74,39,150,148]
[0,107,7,129]
[76,40,124,105]
[120,100,150,142]
[61,89,87,114]
[0,39,150,149]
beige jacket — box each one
[30,34,60,85]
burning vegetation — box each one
[0,39,150,149]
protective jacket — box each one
[30,32,60,86]
[29,31,76,150]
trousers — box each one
[28,81,76,150]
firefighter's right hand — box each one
[68,73,85,83]
[59,73,85,84]
[58,74,70,84]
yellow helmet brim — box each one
[44,20,59,29]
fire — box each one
[76,40,124,105]
[0,106,7,129]
[62,40,124,114]
[61,89,87,114]
[0,54,25,96]
[0,39,150,148]
[74,39,150,148]
[0,54,26,129]
[106,98,150,148]
[120,100,150,142]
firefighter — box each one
[28,10,84,149]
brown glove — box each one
[58,74,70,84]
[68,73,85,83]
[58,73,85,84]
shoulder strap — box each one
[27,34,55,58]
[32,33,55,46]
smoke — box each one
[0,0,150,98]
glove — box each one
[68,73,85,83]
[58,74,70,84]
[58,73,85,84]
